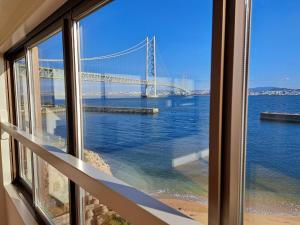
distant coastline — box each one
[248,87,300,96]
[79,87,300,98]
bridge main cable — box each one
[39,37,150,62]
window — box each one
[244,1,300,225]
[77,1,212,224]
[4,1,256,225]
[29,31,70,224]
[14,57,33,186]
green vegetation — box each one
[102,214,131,225]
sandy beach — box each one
[159,198,300,225]
[244,213,300,225]
[159,198,208,225]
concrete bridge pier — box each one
[101,81,106,99]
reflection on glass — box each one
[19,145,32,185]
[245,1,300,225]
[35,160,69,225]
[82,190,130,225]
[14,58,30,131]
[30,31,69,225]
[78,1,212,224]
[14,57,32,186]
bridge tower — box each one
[142,36,149,97]
[142,36,157,97]
[152,36,157,97]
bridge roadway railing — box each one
[38,67,188,93]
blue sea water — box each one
[54,95,300,209]
[245,96,300,212]
[82,96,210,197]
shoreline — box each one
[158,197,300,225]
[86,150,300,224]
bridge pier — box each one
[101,81,106,99]
[141,85,148,98]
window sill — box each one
[1,122,202,225]
[4,184,40,225]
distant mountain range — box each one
[249,87,300,96]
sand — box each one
[244,213,300,225]
[159,198,300,225]
[160,198,208,225]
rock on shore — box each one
[83,149,112,176]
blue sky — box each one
[41,0,300,89]
[79,0,213,90]
[250,0,300,88]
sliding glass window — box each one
[7,1,260,225]
[14,56,32,186]
[29,31,70,225]
[76,1,213,224]
[244,1,300,225]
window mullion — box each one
[208,0,227,225]
[219,0,252,225]
[62,14,81,225]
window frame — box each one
[11,51,34,194]
[26,19,77,225]
[3,0,253,225]
[12,52,34,190]
[9,52,51,225]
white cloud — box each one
[281,75,290,81]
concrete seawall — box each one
[84,106,159,114]
[260,112,300,123]
[42,105,159,114]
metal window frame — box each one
[210,1,252,225]
[24,19,71,225]
[26,18,78,224]
[3,0,252,225]
[11,53,34,192]
[8,49,39,205]
[68,1,114,224]
[62,13,82,225]
[7,51,49,225]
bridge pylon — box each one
[142,36,157,98]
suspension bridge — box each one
[38,36,190,98]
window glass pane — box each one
[14,57,33,186]
[78,1,212,224]
[35,157,70,225]
[30,31,70,225]
[19,145,33,185]
[245,1,300,224]
[14,58,30,131]
[82,190,130,225]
